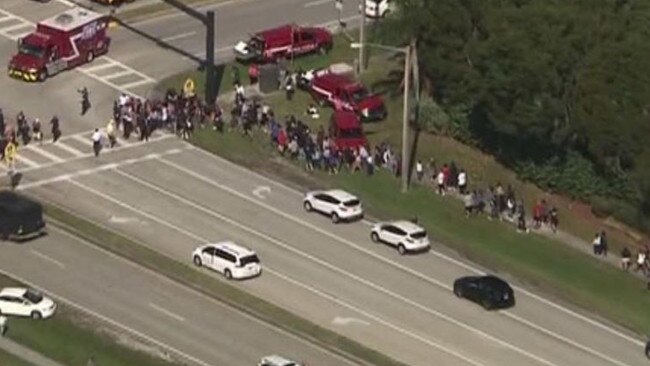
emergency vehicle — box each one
[330,110,369,150]
[8,8,111,82]
[310,72,387,121]
[234,24,332,63]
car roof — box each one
[481,275,510,289]
[385,220,426,233]
[314,189,358,201]
[209,241,256,257]
[332,110,361,129]
[261,355,296,365]
[0,287,27,297]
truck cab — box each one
[329,110,368,150]
[8,8,110,82]
[0,191,46,242]
[311,73,387,121]
[234,24,332,63]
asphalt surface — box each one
[1,1,649,366]
[0,227,352,366]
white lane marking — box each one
[121,79,155,90]
[149,303,185,322]
[0,269,212,366]
[130,0,265,26]
[0,22,32,34]
[65,181,483,366]
[158,157,637,365]
[51,142,85,158]
[11,29,33,40]
[267,268,485,366]
[252,185,271,199]
[79,62,118,73]
[16,154,39,168]
[162,31,197,42]
[19,134,173,174]
[103,70,136,81]
[305,0,331,7]
[186,136,646,347]
[71,134,92,147]
[332,316,370,326]
[17,148,182,191]
[24,145,64,163]
[112,168,560,366]
[30,250,65,269]
[108,215,140,224]
[55,0,76,6]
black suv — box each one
[645,340,649,359]
[453,275,515,310]
[0,191,46,242]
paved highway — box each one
[1,0,648,365]
[0,227,352,366]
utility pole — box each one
[161,0,217,103]
[400,43,412,193]
[205,10,216,104]
[358,0,366,73]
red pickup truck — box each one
[311,73,387,122]
[234,24,332,63]
[329,110,368,150]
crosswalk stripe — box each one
[11,29,33,39]
[24,145,64,163]
[79,62,117,73]
[71,134,93,147]
[51,142,85,157]
[120,79,153,90]
[104,70,134,80]
[0,22,31,33]
[16,155,39,168]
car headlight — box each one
[362,108,369,117]
[27,68,37,73]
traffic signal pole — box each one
[161,0,217,104]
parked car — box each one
[645,340,650,359]
[0,191,46,241]
[258,355,302,366]
[0,287,57,319]
[303,189,363,223]
[329,110,368,150]
[310,72,387,121]
[453,275,515,310]
[192,241,261,280]
[370,220,430,254]
[234,24,332,63]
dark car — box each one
[645,340,650,359]
[0,191,46,242]
[453,275,515,310]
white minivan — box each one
[192,241,261,280]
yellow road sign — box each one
[183,78,196,96]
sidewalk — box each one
[0,336,65,366]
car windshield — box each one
[339,128,363,139]
[19,43,44,59]
[343,199,360,207]
[410,231,427,239]
[24,289,43,304]
[350,86,370,102]
[240,255,260,266]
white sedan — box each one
[370,220,430,254]
[0,287,57,319]
[303,189,363,223]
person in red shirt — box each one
[248,63,259,84]
[441,164,450,188]
[532,200,544,229]
[277,128,288,155]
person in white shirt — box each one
[0,315,7,336]
[91,128,102,157]
[436,171,445,195]
[415,160,423,181]
[458,169,467,194]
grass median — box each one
[0,349,37,366]
[0,273,179,366]
[41,202,407,366]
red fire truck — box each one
[234,24,332,63]
[8,8,111,82]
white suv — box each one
[192,241,261,280]
[370,220,430,254]
[0,287,57,319]
[258,355,301,366]
[303,189,363,223]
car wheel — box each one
[31,311,42,320]
[303,201,313,212]
[193,256,202,267]
[37,70,47,82]
[224,269,232,280]
[86,51,94,63]
[370,232,380,243]
[453,286,463,298]
[331,212,340,224]
[645,344,650,359]
[397,244,406,255]
[481,299,493,310]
